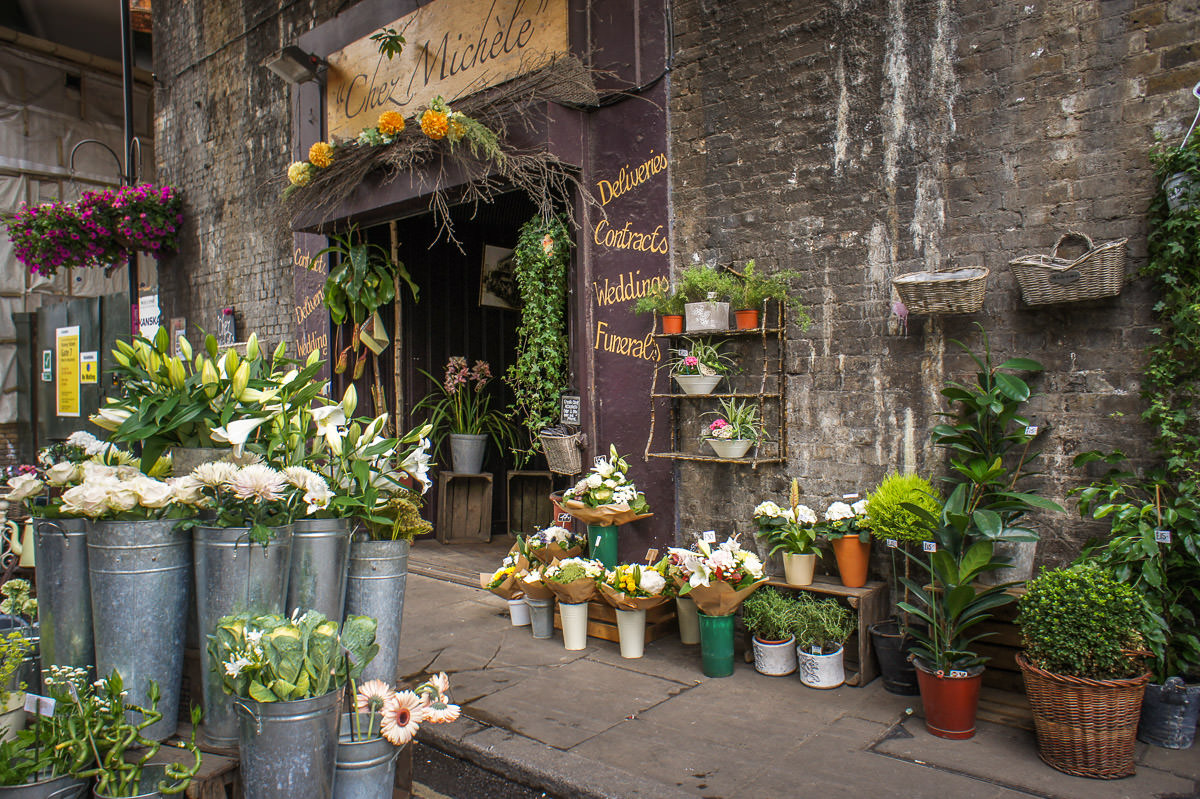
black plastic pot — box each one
[1137,677,1200,749]
[869,620,919,696]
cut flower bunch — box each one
[562,445,650,514]
[668,536,767,616]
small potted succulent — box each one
[754,480,821,586]
[702,398,765,459]
[792,593,856,689]
[631,283,688,335]
[667,338,734,395]
[742,587,799,677]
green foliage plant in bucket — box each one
[792,594,856,689]
[726,259,811,331]
[742,588,799,676]
[211,611,378,799]
[678,264,738,333]
[754,479,821,587]
[1017,565,1151,778]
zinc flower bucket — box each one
[587,525,618,569]
[34,517,94,672]
[0,773,88,798]
[237,687,344,799]
[333,713,401,799]
[525,597,555,639]
[286,518,352,623]
[344,538,409,685]
[559,602,589,650]
[698,610,736,677]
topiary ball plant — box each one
[1018,563,1149,680]
[865,472,939,543]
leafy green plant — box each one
[791,593,855,654]
[414,357,516,462]
[631,282,686,316]
[727,260,812,329]
[743,587,799,642]
[667,338,735,376]
[209,611,378,703]
[369,26,406,59]
[866,474,939,543]
[755,480,821,557]
[0,579,36,622]
[505,215,571,464]
[677,263,738,303]
[0,631,29,707]
[1018,563,1149,680]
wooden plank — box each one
[436,473,492,543]
[766,575,886,601]
[975,620,1023,648]
[553,602,677,644]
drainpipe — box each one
[119,0,138,334]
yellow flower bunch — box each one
[287,161,314,187]
[420,96,451,140]
[446,112,466,144]
[308,141,334,168]
[378,110,405,136]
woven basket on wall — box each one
[891,267,989,314]
[1017,653,1149,779]
[539,431,583,475]
[1008,231,1128,306]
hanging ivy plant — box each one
[506,214,571,464]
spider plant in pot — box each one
[792,593,855,689]
[754,479,821,586]
[701,398,765,459]
[897,484,1019,740]
[864,473,940,695]
[667,338,735,395]
[631,282,687,334]
[742,588,799,676]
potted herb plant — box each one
[726,260,811,331]
[678,264,737,333]
[742,588,799,676]
[1017,564,1151,778]
[632,283,687,335]
[702,398,765,459]
[864,472,940,695]
[414,356,515,475]
[821,498,871,588]
[754,479,821,586]
[668,338,734,395]
[792,593,856,689]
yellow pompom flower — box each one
[308,141,334,168]
[420,109,449,140]
[378,110,405,136]
[287,161,313,187]
[447,114,466,144]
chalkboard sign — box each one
[560,394,581,426]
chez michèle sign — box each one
[326,0,569,138]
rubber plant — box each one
[505,214,571,464]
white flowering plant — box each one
[44,462,194,522]
[178,461,332,545]
[754,479,822,556]
[561,445,650,514]
[821,498,871,543]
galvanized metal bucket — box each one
[34,518,93,674]
[344,539,408,684]
[287,518,352,622]
[236,687,343,799]
[333,712,401,799]
[0,772,89,798]
[193,525,293,751]
[88,519,191,742]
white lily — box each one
[209,417,268,458]
[310,404,346,455]
[90,406,131,432]
[400,438,432,494]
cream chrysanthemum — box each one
[283,466,321,490]
[228,464,287,502]
[287,161,314,186]
[190,461,239,489]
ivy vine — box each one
[505,214,572,464]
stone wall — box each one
[669,0,1200,564]
[152,0,345,345]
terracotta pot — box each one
[734,309,760,330]
[915,659,984,740]
[831,535,870,588]
[661,315,684,335]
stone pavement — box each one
[399,546,1199,799]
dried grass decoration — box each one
[281,56,603,247]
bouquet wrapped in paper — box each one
[525,525,586,565]
[668,536,767,616]
[598,561,671,611]
[560,444,653,527]
[542,557,604,604]
[479,551,525,600]
[514,565,554,601]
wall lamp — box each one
[263,45,327,84]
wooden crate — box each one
[436,472,492,543]
[553,599,677,644]
[506,470,553,537]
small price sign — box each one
[701,530,717,544]
[559,394,581,427]
[949,670,969,679]
[1155,529,1172,544]
[811,646,822,655]
[922,541,937,553]
[645,548,659,563]
[1025,425,1039,437]
[558,512,573,524]
[842,492,860,500]
[886,539,898,549]
[24,694,55,716]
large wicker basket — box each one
[891,267,988,314]
[539,430,583,475]
[1008,232,1128,306]
[1017,653,1149,779]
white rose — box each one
[46,462,81,487]
[80,462,118,483]
[66,431,100,449]
[639,569,666,595]
[60,483,108,518]
[825,501,854,521]
[131,477,174,509]
[168,476,205,506]
[105,485,139,513]
[4,474,43,503]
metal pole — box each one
[119,0,138,335]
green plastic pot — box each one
[698,610,735,677]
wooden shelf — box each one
[646,452,784,465]
[654,327,785,338]
[650,391,782,399]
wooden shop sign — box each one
[326,0,568,138]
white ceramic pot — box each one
[615,609,646,659]
[673,374,722,395]
[559,602,589,650]
[676,596,700,645]
[706,438,753,458]
[782,553,816,586]
[684,301,731,332]
[753,635,797,676]
[797,644,846,689]
[507,598,531,626]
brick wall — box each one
[151,0,345,346]
[669,0,1200,564]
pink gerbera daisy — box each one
[380,691,426,745]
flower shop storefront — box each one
[287,0,677,558]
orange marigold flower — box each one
[420,109,449,140]
[378,111,405,136]
[308,141,334,168]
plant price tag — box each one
[811,646,822,654]
[645,548,659,563]
[922,541,937,552]
[949,670,969,679]
[701,530,717,544]
[842,493,860,500]
[38,696,55,717]
[1024,425,1038,436]
[886,539,898,549]
[557,512,573,524]
[23,694,38,714]
[1155,529,1172,544]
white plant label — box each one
[922,541,937,552]
[645,548,659,563]
[38,696,55,716]
[1025,425,1038,436]
[701,530,717,544]
[23,694,38,714]
[886,539,898,549]
[842,493,860,500]
[811,646,822,654]
[557,512,572,524]
[1155,529,1172,544]
[677,348,689,357]
[949,670,969,679]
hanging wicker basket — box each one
[1008,231,1128,306]
[539,430,583,475]
[891,267,989,314]
[1017,653,1149,779]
